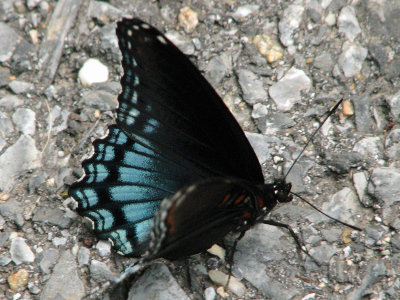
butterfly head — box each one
[261,179,292,210]
[274,179,292,203]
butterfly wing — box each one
[69,126,206,255]
[116,18,263,182]
[147,178,261,260]
[69,18,263,256]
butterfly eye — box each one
[277,191,293,203]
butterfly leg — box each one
[262,220,320,266]
[184,258,193,291]
[223,230,247,289]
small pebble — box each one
[342,100,354,116]
[204,286,217,300]
[231,4,260,21]
[216,286,229,298]
[207,244,226,260]
[10,237,35,265]
[96,240,111,257]
[325,12,336,26]
[342,229,354,244]
[29,30,39,44]
[208,270,246,297]
[178,7,198,33]
[253,34,284,63]
[78,58,109,87]
[8,269,29,291]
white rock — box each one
[231,5,260,20]
[279,5,305,47]
[325,12,336,26]
[10,237,35,265]
[338,6,362,42]
[353,171,368,202]
[12,108,36,135]
[0,22,19,62]
[78,58,109,87]
[96,240,111,257]
[204,287,217,300]
[208,270,246,297]
[207,244,225,260]
[237,69,267,105]
[52,237,67,247]
[269,67,312,111]
[0,135,41,192]
[338,41,367,77]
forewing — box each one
[116,18,263,182]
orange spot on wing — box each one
[167,203,177,233]
[234,194,246,204]
[257,196,264,208]
[219,193,231,207]
[242,211,252,219]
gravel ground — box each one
[0,0,399,299]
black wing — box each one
[116,18,263,182]
[147,178,262,260]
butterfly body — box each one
[69,18,292,260]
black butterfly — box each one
[69,18,293,263]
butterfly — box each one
[69,18,294,262]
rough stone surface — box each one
[89,259,115,282]
[39,248,59,274]
[352,94,375,132]
[0,95,24,110]
[234,225,299,300]
[8,268,29,291]
[8,80,34,94]
[353,137,384,164]
[205,53,232,85]
[279,4,304,47]
[386,90,400,122]
[230,5,260,21]
[269,67,311,111]
[319,187,365,225]
[10,237,35,265]
[12,108,36,135]
[237,69,267,105]
[368,168,400,207]
[39,251,85,300]
[0,22,19,62]
[128,264,190,300]
[165,31,195,55]
[338,6,361,41]
[77,247,90,266]
[0,135,41,192]
[245,132,273,165]
[32,207,73,229]
[95,240,112,257]
[338,41,368,77]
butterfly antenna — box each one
[283,99,344,181]
[291,191,362,231]
[280,99,361,232]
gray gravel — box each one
[1,0,399,299]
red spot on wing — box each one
[166,202,177,234]
[242,211,252,219]
[219,193,231,207]
[257,196,264,209]
[234,194,246,204]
